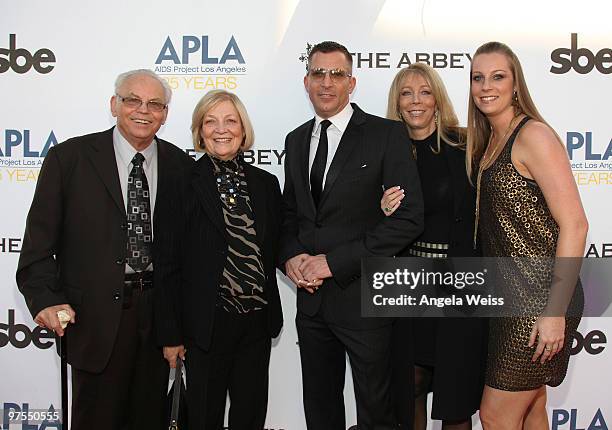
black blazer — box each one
[154,154,283,351]
[16,128,193,372]
[445,142,479,258]
[397,138,478,258]
[280,104,425,328]
[398,137,487,418]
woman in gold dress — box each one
[467,42,587,429]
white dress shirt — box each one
[308,102,354,188]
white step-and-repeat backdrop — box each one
[1,1,610,429]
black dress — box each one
[396,131,488,421]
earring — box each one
[434,110,439,125]
[512,90,522,114]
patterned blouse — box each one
[209,154,267,313]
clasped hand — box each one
[284,253,332,293]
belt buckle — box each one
[136,277,144,291]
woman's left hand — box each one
[529,316,565,363]
[380,186,404,216]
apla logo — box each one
[0,129,58,158]
[566,132,612,186]
[153,36,246,90]
[154,35,246,77]
[567,132,612,161]
[155,35,244,65]
[551,408,607,430]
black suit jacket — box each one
[435,140,478,258]
[280,104,424,328]
[16,127,193,373]
[153,155,283,351]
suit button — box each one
[115,258,124,265]
[113,293,121,300]
[120,223,127,230]
[455,217,462,223]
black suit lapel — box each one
[85,128,125,215]
[297,119,317,215]
[192,155,226,235]
[244,164,266,247]
[318,105,365,207]
[154,137,171,221]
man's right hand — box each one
[34,304,75,337]
[163,345,186,369]
[285,253,318,293]
[285,253,308,286]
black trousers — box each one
[71,288,168,430]
[391,318,415,428]
[296,311,397,430]
[185,308,271,430]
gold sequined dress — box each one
[479,117,583,391]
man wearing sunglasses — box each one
[280,41,424,429]
[17,69,192,430]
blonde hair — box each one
[191,90,255,152]
[386,63,465,153]
[466,42,556,180]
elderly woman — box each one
[154,89,283,430]
[382,63,487,430]
[468,42,586,430]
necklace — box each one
[473,114,522,248]
[411,130,439,161]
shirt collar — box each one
[313,102,354,136]
[113,127,157,166]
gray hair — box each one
[114,69,172,104]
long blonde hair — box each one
[387,63,465,152]
[466,42,554,180]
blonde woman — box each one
[155,90,283,430]
[467,42,586,429]
[382,63,487,430]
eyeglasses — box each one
[115,95,167,112]
[307,68,352,82]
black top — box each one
[413,131,453,245]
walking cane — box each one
[169,357,183,430]
[57,310,71,430]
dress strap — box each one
[505,116,531,151]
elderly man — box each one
[16,69,192,430]
[280,41,424,429]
